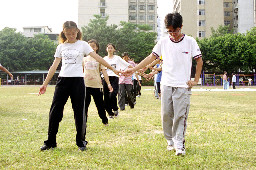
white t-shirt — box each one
[0,63,2,66]
[152,34,202,88]
[103,55,130,77]
[54,40,94,77]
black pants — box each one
[118,84,134,110]
[44,77,86,147]
[233,82,236,89]
[103,76,119,116]
[85,87,108,124]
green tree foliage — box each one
[198,26,256,74]
[81,15,157,62]
[0,27,57,71]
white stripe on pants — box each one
[161,85,191,149]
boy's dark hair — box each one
[88,39,99,53]
[164,12,183,29]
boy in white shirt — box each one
[124,12,203,156]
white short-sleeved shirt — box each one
[152,34,202,88]
[54,40,94,77]
[103,55,130,77]
[0,63,2,66]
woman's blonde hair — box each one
[59,21,82,43]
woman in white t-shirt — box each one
[83,39,113,126]
[38,21,119,151]
[102,44,130,118]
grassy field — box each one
[0,85,255,169]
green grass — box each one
[0,85,255,169]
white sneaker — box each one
[167,145,175,151]
[175,149,185,156]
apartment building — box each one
[173,0,224,38]
[233,0,254,33]
[22,26,58,41]
[78,0,157,31]
[223,0,234,32]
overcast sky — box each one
[0,0,172,33]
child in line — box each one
[83,39,113,125]
[102,44,131,118]
[124,13,203,156]
[38,21,119,151]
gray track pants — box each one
[161,85,191,150]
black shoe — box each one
[114,110,119,117]
[78,146,86,151]
[78,141,88,151]
[40,144,56,151]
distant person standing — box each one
[248,78,252,86]
[0,63,13,79]
[232,73,236,89]
[223,71,228,90]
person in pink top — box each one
[118,52,136,111]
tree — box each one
[0,27,57,71]
[81,15,157,62]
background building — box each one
[78,0,157,31]
[233,0,254,33]
[173,0,224,39]
[22,26,58,41]
[223,0,234,32]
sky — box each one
[0,0,172,33]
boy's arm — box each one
[0,65,13,79]
[187,57,203,88]
[124,53,157,75]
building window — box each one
[223,2,229,8]
[199,9,205,15]
[34,28,41,32]
[224,20,231,26]
[129,15,136,20]
[224,11,230,16]
[139,5,145,10]
[198,31,205,37]
[100,9,106,17]
[129,5,136,10]
[100,0,106,7]
[139,15,145,21]
[148,5,154,10]
[199,20,205,26]
[148,15,154,20]
[198,0,205,5]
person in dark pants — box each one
[38,21,118,151]
[102,44,131,118]
[83,39,113,125]
[118,53,135,111]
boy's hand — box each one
[113,69,121,76]
[122,68,134,76]
[187,80,198,88]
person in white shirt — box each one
[232,73,236,89]
[123,13,203,156]
[102,44,131,118]
[38,21,119,151]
